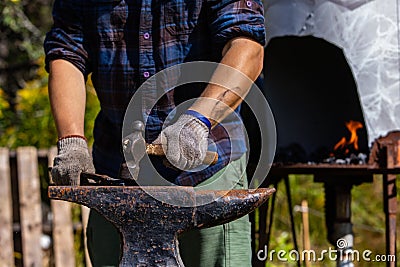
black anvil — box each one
[48,185,275,267]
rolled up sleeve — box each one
[44,0,89,75]
[207,0,266,48]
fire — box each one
[333,120,363,154]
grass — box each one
[260,174,399,266]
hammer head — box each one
[122,120,146,180]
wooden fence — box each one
[0,147,92,267]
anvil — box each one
[48,185,275,266]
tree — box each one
[0,0,100,148]
[0,0,53,110]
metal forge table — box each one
[256,131,400,267]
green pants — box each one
[87,155,252,267]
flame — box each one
[333,120,363,152]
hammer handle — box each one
[146,144,218,165]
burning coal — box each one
[324,120,367,164]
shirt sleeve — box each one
[43,0,89,75]
[207,0,266,48]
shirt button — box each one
[246,0,252,7]
[143,71,150,78]
[143,32,150,39]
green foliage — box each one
[84,78,101,147]
[1,0,53,62]
[0,0,54,108]
[0,62,56,147]
[0,58,100,148]
[1,1,41,59]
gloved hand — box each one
[155,111,211,170]
[51,136,95,185]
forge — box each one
[264,36,369,164]
[247,31,400,267]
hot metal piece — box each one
[48,186,275,267]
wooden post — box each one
[369,131,399,267]
[383,141,398,267]
[81,205,93,267]
[16,147,43,267]
[0,148,14,267]
[49,147,76,267]
[301,200,311,267]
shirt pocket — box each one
[163,0,200,35]
[91,0,127,44]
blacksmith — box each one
[44,0,265,265]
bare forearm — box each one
[48,59,86,138]
[190,37,264,126]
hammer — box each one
[122,121,218,180]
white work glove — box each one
[155,111,211,171]
[51,136,95,185]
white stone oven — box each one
[265,0,400,147]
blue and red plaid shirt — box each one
[44,0,265,186]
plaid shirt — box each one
[44,0,265,186]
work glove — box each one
[51,136,95,186]
[155,111,211,171]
